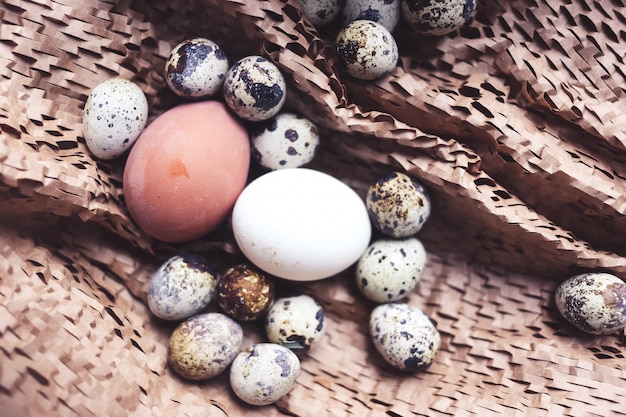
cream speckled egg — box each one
[82,78,148,159]
[230,343,301,406]
[223,56,286,121]
[555,272,626,335]
[250,112,320,170]
[401,0,476,36]
[165,38,229,98]
[370,303,440,371]
[147,254,217,321]
[366,171,431,238]
[335,20,399,80]
[298,0,342,26]
[265,294,326,353]
[342,0,401,32]
[356,237,426,303]
[168,313,243,380]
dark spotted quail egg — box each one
[401,0,476,36]
[265,294,326,353]
[366,171,431,238]
[217,263,276,322]
[370,303,440,371]
[223,55,287,121]
[555,272,626,335]
[250,112,320,170]
[165,38,229,99]
[342,0,401,32]
[298,0,342,26]
[148,254,217,321]
[229,343,301,406]
[335,20,399,80]
[356,237,427,303]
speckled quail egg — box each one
[555,272,626,335]
[165,38,229,99]
[366,171,431,238]
[265,294,326,353]
[223,55,287,121]
[298,0,342,26]
[230,343,301,406]
[370,303,440,371]
[250,112,320,170]
[335,19,399,80]
[168,312,243,380]
[356,237,427,303]
[401,0,477,36]
[217,264,276,322]
[342,0,401,32]
[147,254,218,321]
[82,78,148,160]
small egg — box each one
[148,254,217,320]
[369,303,440,371]
[356,237,426,303]
[168,313,243,380]
[223,56,286,121]
[230,343,301,406]
[401,0,476,36]
[250,112,320,170]
[217,264,276,322]
[298,0,342,26]
[335,20,399,80]
[366,171,431,238]
[265,294,326,353]
[82,78,148,160]
[555,272,626,335]
[165,38,229,99]
[342,0,401,32]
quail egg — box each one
[298,0,342,26]
[265,294,326,353]
[401,0,477,36]
[217,264,276,322]
[342,0,401,32]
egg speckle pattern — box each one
[555,272,626,335]
[230,343,301,406]
[148,254,217,321]
[223,55,286,121]
[298,0,342,26]
[217,264,276,322]
[335,20,399,80]
[265,294,326,353]
[366,171,431,238]
[356,237,427,303]
[370,303,440,371]
[401,0,476,36]
[168,313,243,380]
[342,0,401,32]
[250,112,320,170]
[82,78,148,160]
[165,38,229,98]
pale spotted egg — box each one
[401,0,477,36]
[342,0,401,32]
[298,0,342,26]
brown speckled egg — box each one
[168,313,243,380]
[265,294,326,353]
[401,0,476,36]
[366,171,431,238]
[217,264,276,322]
[555,272,626,335]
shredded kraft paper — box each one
[1,0,625,416]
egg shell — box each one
[250,112,320,170]
[168,313,243,380]
[148,254,217,321]
[335,19,399,80]
[369,303,440,371]
[223,55,286,121]
[401,0,476,36]
[265,294,326,353]
[165,38,229,98]
[341,0,401,32]
[366,171,431,238]
[356,237,426,303]
[217,264,276,322]
[298,0,342,26]
[122,100,250,243]
[229,343,301,406]
[82,78,148,160]
[231,168,372,281]
[555,272,626,335]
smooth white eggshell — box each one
[231,168,371,281]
